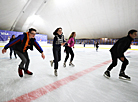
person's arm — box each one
[61,35,66,46]
[67,38,72,47]
[2,35,23,54]
[34,40,45,59]
[53,36,57,46]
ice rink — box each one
[0,43,138,102]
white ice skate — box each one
[50,60,53,67]
[54,69,58,76]
[69,62,75,67]
[63,62,66,67]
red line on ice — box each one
[7,60,111,102]
[7,51,133,102]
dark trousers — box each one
[96,46,99,51]
[53,46,61,69]
[15,51,30,70]
[64,46,74,63]
[107,52,129,72]
[10,47,17,58]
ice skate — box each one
[104,70,110,79]
[54,69,58,76]
[18,68,23,77]
[24,69,33,75]
[69,62,75,67]
[50,60,54,67]
[63,62,66,67]
[119,72,131,81]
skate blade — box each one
[103,74,109,79]
[119,76,131,81]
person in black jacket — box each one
[9,35,17,59]
[104,29,137,80]
[50,27,66,76]
[2,28,45,77]
[96,41,99,51]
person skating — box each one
[2,28,45,77]
[63,32,76,67]
[96,41,99,51]
[9,35,17,59]
[104,29,137,80]
[50,27,66,76]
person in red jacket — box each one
[2,28,45,77]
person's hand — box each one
[120,57,124,61]
[41,52,45,59]
[2,48,7,54]
[61,43,65,46]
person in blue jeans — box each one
[50,27,66,76]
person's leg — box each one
[53,47,60,76]
[14,50,17,58]
[104,52,118,78]
[58,47,61,62]
[53,47,59,69]
[69,47,75,66]
[15,51,27,77]
[107,53,118,71]
[23,51,33,75]
[23,51,30,71]
[15,51,27,69]
[10,48,12,59]
[118,56,130,80]
[69,47,74,63]
[63,46,70,67]
[64,46,70,63]
[119,57,129,72]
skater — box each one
[50,27,66,76]
[63,32,76,67]
[96,41,99,51]
[2,28,45,77]
[104,29,137,80]
[9,35,17,59]
[94,41,96,48]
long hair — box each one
[53,27,62,35]
[68,32,76,43]
[69,32,76,39]
[11,35,15,39]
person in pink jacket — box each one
[63,32,76,67]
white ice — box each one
[0,43,138,102]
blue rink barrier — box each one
[0,30,47,42]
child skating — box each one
[50,27,66,76]
[63,32,76,67]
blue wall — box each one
[0,30,47,42]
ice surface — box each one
[0,43,138,102]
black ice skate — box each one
[119,72,131,81]
[104,70,110,79]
